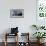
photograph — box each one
[10,9,24,18]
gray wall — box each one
[0,0,36,42]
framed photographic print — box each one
[37,0,46,18]
[10,9,24,18]
[36,0,46,26]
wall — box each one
[0,0,36,42]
